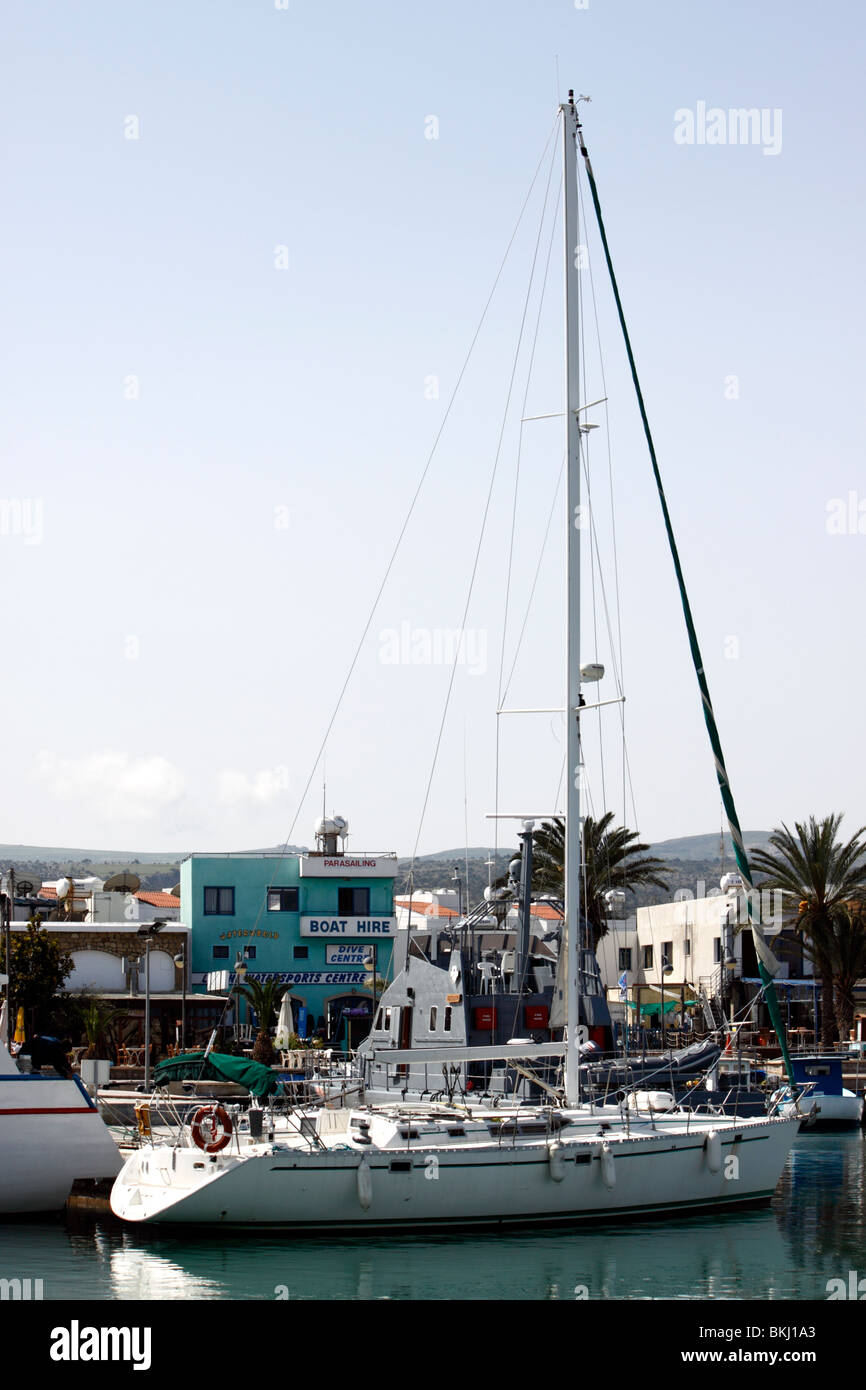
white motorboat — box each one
[111,94,801,1229]
[772,1055,864,1131]
[0,993,122,1215]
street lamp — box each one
[363,945,378,1031]
[137,918,165,1090]
[173,936,187,1053]
[234,950,250,1043]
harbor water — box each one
[3,1131,865,1301]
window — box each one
[643,945,653,970]
[714,937,722,964]
[204,887,234,916]
[293,945,309,960]
[662,942,673,971]
[338,886,370,915]
[618,948,632,972]
[429,1007,438,1031]
[268,888,299,912]
[684,940,691,957]
[212,945,229,959]
[245,946,256,960]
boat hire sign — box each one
[298,856,395,878]
[300,915,396,937]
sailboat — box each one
[110,95,799,1230]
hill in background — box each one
[0,832,773,905]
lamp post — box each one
[234,951,249,1045]
[137,918,165,1091]
[364,944,378,1034]
[173,935,187,1053]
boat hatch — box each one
[389,1160,412,1172]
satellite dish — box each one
[16,879,35,897]
[104,871,141,894]
[56,877,72,899]
[170,883,181,898]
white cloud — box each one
[34,751,186,820]
[216,766,290,806]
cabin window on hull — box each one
[444,1006,453,1032]
[204,887,235,916]
[429,1007,438,1031]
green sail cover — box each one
[152,1051,280,1098]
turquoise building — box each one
[181,840,398,1045]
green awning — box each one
[625,999,696,1016]
[152,1051,280,1098]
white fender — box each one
[600,1141,615,1189]
[548,1141,565,1182]
[357,1155,372,1210]
[705,1129,722,1174]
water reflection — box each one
[4,1134,864,1301]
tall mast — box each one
[562,93,583,1107]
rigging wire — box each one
[492,151,561,873]
[238,116,560,938]
[410,129,563,874]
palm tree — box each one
[526,814,671,949]
[235,977,290,1066]
[751,814,866,1046]
[823,907,866,1042]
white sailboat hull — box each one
[111,1115,798,1229]
[0,1074,122,1214]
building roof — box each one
[135,891,181,909]
[395,897,459,918]
[528,902,563,921]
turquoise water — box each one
[5,1133,866,1300]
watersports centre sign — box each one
[208,970,369,989]
[300,915,397,937]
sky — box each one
[1,0,865,860]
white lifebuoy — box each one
[600,1141,616,1189]
[548,1141,565,1182]
[705,1129,722,1174]
[357,1155,372,1210]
